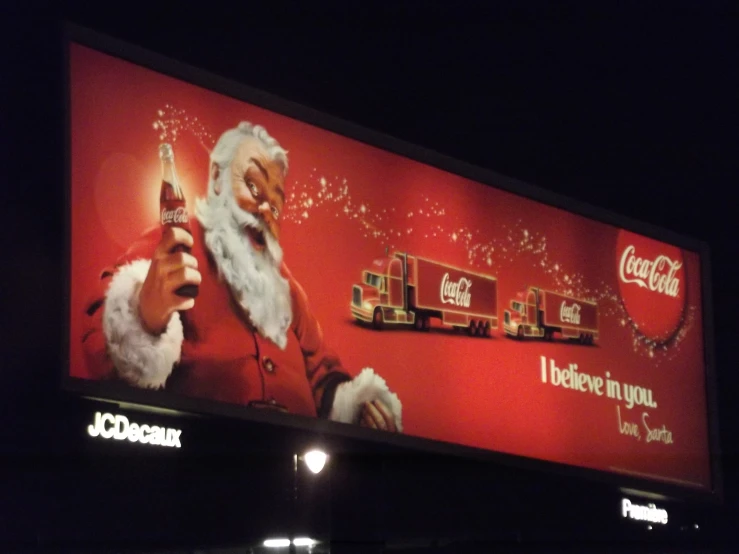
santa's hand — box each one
[138,226,201,335]
[359,400,398,433]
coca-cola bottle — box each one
[159,143,198,298]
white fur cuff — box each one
[329,368,403,432]
[102,259,184,389]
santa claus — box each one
[82,121,402,432]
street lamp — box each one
[290,449,329,553]
[303,449,328,474]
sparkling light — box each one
[151,105,215,152]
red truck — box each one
[503,287,599,344]
[351,252,498,337]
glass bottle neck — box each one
[161,157,178,186]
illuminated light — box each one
[263,538,290,547]
[647,525,653,530]
[293,538,317,546]
[303,449,328,474]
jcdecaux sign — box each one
[87,412,182,448]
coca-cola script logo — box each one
[440,273,472,307]
[616,230,686,343]
[161,206,189,226]
[619,246,682,298]
[560,301,581,325]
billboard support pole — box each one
[290,452,298,554]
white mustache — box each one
[229,201,268,234]
[225,196,283,265]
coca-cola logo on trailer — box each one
[560,301,582,325]
[440,273,472,308]
[616,230,686,343]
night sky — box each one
[2,1,738,551]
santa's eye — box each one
[247,181,259,197]
[271,206,280,219]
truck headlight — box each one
[363,301,373,310]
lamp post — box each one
[290,449,328,554]
[290,453,298,554]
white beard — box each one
[195,180,292,349]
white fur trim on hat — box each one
[329,368,403,432]
[102,259,184,389]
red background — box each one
[68,44,711,490]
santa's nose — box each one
[256,201,280,238]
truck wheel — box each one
[517,326,524,340]
[372,308,383,330]
[422,316,431,332]
[579,333,587,345]
[468,321,477,336]
[544,328,553,341]
[484,322,492,337]
[414,314,423,331]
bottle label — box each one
[161,205,189,226]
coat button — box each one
[262,356,275,373]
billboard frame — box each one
[60,22,723,504]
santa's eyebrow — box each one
[249,158,269,181]
[249,157,285,203]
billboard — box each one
[64,29,719,496]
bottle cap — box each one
[159,143,174,160]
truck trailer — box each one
[503,287,599,344]
[351,252,498,337]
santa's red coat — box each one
[82,219,351,418]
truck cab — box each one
[350,253,413,329]
[503,288,544,339]
[353,269,385,312]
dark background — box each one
[1,1,737,552]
